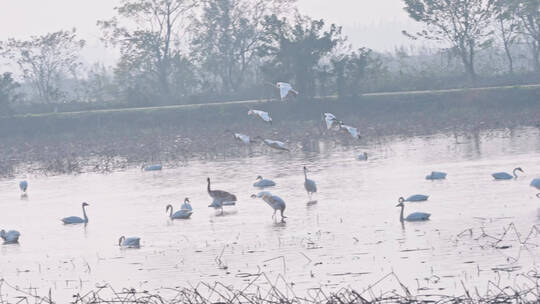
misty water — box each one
[0,127,539,301]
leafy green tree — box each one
[0,72,20,115]
[505,0,540,71]
[332,48,385,99]
[98,0,196,105]
[259,14,343,99]
[494,1,521,73]
[78,63,116,104]
[2,29,85,103]
[191,0,294,94]
[403,0,496,80]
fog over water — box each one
[1,0,539,302]
[1,127,538,301]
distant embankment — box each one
[2,83,539,139]
[0,84,539,177]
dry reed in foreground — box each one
[1,270,539,304]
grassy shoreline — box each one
[7,83,540,119]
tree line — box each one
[2,0,540,114]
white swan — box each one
[0,229,21,244]
[492,167,523,180]
[396,201,430,222]
[253,176,276,188]
[142,164,162,171]
[399,195,429,202]
[251,191,287,222]
[166,198,194,219]
[61,202,89,224]
[118,236,140,248]
[248,109,272,124]
[426,171,447,180]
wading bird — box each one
[492,167,524,180]
[303,166,317,200]
[118,236,140,248]
[207,178,237,214]
[399,195,429,202]
[426,171,447,180]
[396,201,431,222]
[276,82,298,100]
[251,191,286,222]
[19,180,28,193]
[253,176,276,188]
[356,152,368,161]
[166,198,193,219]
[61,202,89,224]
[531,178,540,198]
[248,109,272,125]
[0,229,20,244]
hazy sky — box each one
[0,0,422,65]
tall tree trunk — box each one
[468,42,476,82]
[504,42,514,74]
[499,19,514,74]
[459,47,476,83]
[533,40,540,72]
[334,60,345,100]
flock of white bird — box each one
[3,83,540,248]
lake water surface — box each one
[0,127,539,301]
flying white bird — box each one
[323,113,341,130]
[233,133,251,144]
[276,82,298,100]
[255,137,289,151]
[248,109,272,124]
[225,130,253,145]
[340,124,361,139]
